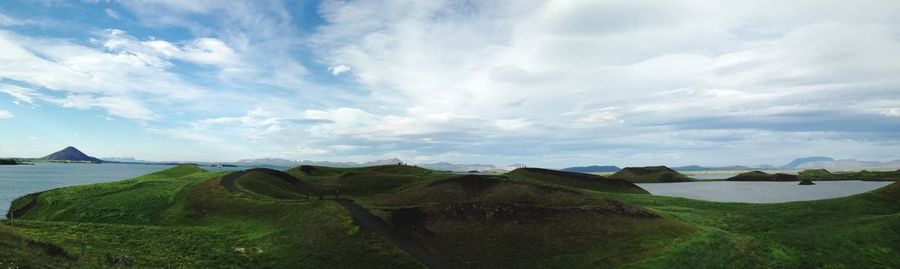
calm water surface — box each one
[0,163,251,218]
[636,180,893,203]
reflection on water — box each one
[636,180,892,203]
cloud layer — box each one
[1,0,899,166]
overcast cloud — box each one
[0,0,899,167]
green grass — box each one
[505,168,650,194]
[607,181,900,268]
[609,167,696,183]
[0,223,73,268]
[799,169,900,181]
[4,164,899,268]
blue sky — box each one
[1,0,899,167]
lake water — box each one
[0,163,254,218]
[636,180,893,203]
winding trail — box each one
[219,171,245,193]
[219,171,451,268]
[333,199,452,269]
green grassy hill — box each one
[5,165,899,268]
[609,180,900,268]
[505,167,650,193]
[799,169,900,181]
[369,174,694,268]
[229,168,322,199]
[0,224,73,268]
[609,166,695,183]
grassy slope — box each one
[286,165,451,198]
[505,168,650,194]
[366,175,696,268]
[0,223,72,268]
[610,181,900,268]
[609,167,696,183]
[8,165,422,268]
[6,164,899,268]
[799,169,900,181]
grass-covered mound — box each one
[374,175,599,207]
[0,224,72,268]
[873,180,900,198]
[8,165,214,224]
[505,167,649,194]
[8,166,423,268]
[285,164,445,198]
[369,174,695,268]
[287,165,350,177]
[727,171,798,181]
[798,179,815,185]
[609,166,695,183]
[606,180,900,268]
[799,169,900,181]
[8,164,899,268]
[229,168,322,199]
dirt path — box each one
[219,171,245,193]
[220,171,449,268]
[334,199,452,269]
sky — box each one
[1,0,899,167]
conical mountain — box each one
[42,146,103,163]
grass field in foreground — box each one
[3,165,898,268]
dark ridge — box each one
[773,173,799,181]
[219,171,245,193]
[727,171,773,181]
[426,175,505,194]
[608,166,693,183]
[799,180,815,185]
[243,168,320,193]
[510,167,649,193]
[727,171,799,181]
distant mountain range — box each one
[42,146,103,163]
[417,162,523,173]
[780,156,835,169]
[672,165,756,171]
[563,156,900,173]
[31,147,900,172]
[234,157,405,168]
[560,165,621,173]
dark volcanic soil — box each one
[334,199,451,269]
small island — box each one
[799,179,816,185]
[0,159,20,165]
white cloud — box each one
[495,118,532,131]
[105,8,120,20]
[54,95,158,121]
[0,84,41,105]
[328,64,351,76]
[0,109,12,119]
[574,111,623,125]
[883,108,900,117]
[4,1,900,166]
